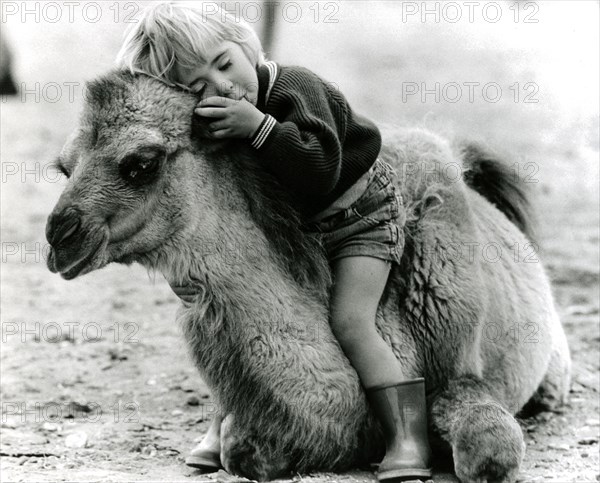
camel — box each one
[45,70,571,482]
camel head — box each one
[46,70,216,280]
[47,69,330,302]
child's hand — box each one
[195,96,265,140]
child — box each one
[116,3,431,481]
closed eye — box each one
[219,61,232,71]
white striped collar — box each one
[263,61,278,103]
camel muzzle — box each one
[45,206,105,279]
[46,207,81,248]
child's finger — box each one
[209,128,231,139]
[199,96,235,107]
[208,120,228,131]
[195,107,227,118]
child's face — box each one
[175,41,259,105]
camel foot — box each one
[220,413,291,481]
[452,402,524,483]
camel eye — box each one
[119,147,165,186]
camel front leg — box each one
[220,413,292,481]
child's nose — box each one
[200,82,233,100]
[216,81,235,97]
[202,84,221,99]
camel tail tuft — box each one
[460,142,537,244]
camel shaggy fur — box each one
[46,71,571,482]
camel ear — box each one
[57,128,85,173]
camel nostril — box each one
[60,219,79,241]
[46,211,82,247]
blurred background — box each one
[1,1,598,481]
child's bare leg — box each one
[185,412,223,470]
[329,256,431,482]
[329,256,403,387]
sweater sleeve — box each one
[249,69,349,197]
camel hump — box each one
[459,142,536,244]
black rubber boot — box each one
[366,378,432,482]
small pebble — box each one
[141,445,157,457]
[186,395,201,406]
[565,304,599,315]
[126,423,145,433]
[547,443,570,451]
[146,379,157,386]
[578,437,599,445]
[586,418,600,426]
[65,431,88,448]
[43,422,61,432]
[171,409,184,416]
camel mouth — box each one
[48,236,107,280]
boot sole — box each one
[185,452,222,471]
[377,467,432,482]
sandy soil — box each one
[1,2,598,482]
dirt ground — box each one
[1,2,598,482]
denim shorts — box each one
[302,159,405,264]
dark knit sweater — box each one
[250,62,381,217]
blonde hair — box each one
[116,1,265,87]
